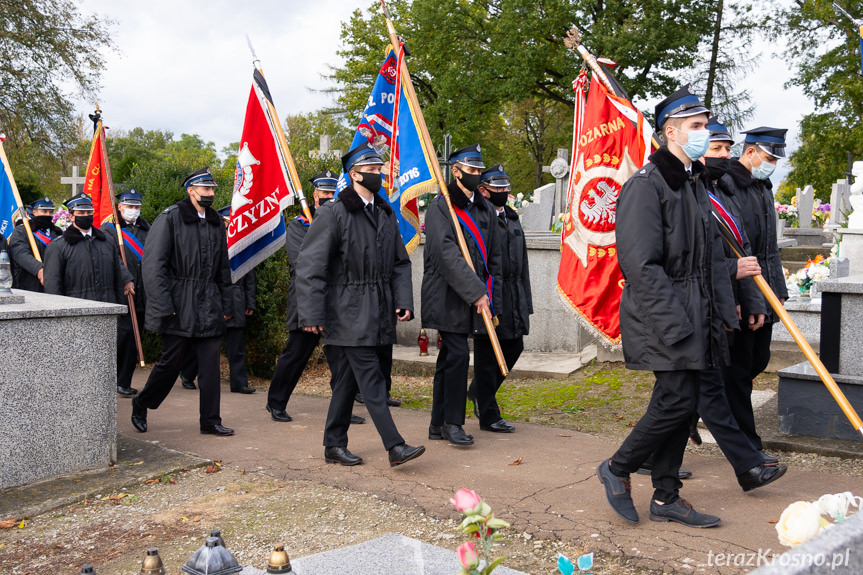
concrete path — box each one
[118,370,863,575]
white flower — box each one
[816,492,863,522]
[418,199,425,207]
[516,193,524,200]
[776,501,824,547]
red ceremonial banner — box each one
[557,70,650,345]
[82,128,112,225]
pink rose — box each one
[457,541,480,569]
[450,488,482,514]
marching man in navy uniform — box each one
[422,144,500,447]
[716,127,789,465]
[101,190,149,397]
[296,144,424,467]
[266,170,371,423]
[468,163,531,434]
[8,197,62,291]
[132,167,235,437]
[596,86,742,528]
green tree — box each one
[775,1,863,200]
[0,1,113,158]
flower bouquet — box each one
[775,200,798,228]
[785,255,830,297]
[451,489,510,575]
[776,492,862,546]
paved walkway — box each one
[116,369,863,575]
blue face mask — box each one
[751,154,777,180]
[673,128,710,161]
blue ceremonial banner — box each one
[338,45,438,253]
[0,144,18,239]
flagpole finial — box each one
[246,34,262,70]
[380,0,392,20]
[565,27,582,51]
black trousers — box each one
[267,329,321,410]
[181,327,249,391]
[468,335,523,426]
[377,344,393,395]
[324,345,404,451]
[698,368,763,475]
[116,313,139,389]
[137,334,222,427]
[431,331,470,427]
[610,369,699,503]
[722,323,773,451]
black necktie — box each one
[365,202,376,223]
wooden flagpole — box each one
[246,36,313,223]
[380,1,508,376]
[0,135,42,263]
[714,218,863,440]
[93,106,146,368]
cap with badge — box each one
[706,116,733,142]
[448,144,485,169]
[31,197,55,210]
[116,189,143,205]
[341,143,385,173]
[480,163,511,189]
[182,167,218,189]
[310,170,338,192]
[741,127,787,158]
[217,205,232,220]
[65,193,94,212]
[654,85,710,131]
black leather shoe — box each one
[389,443,426,467]
[324,446,363,466]
[637,463,692,480]
[442,423,474,446]
[597,459,638,524]
[131,395,147,433]
[759,450,780,466]
[429,425,444,440]
[481,419,515,433]
[354,393,365,404]
[201,424,235,436]
[650,497,720,528]
[350,413,366,424]
[265,404,292,422]
[738,463,787,492]
[386,395,402,407]
[181,378,196,390]
[117,386,137,397]
[231,386,256,394]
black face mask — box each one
[456,169,481,193]
[75,215,93,230]
[355,172,382,194]
[31,215,54,229]
[488,191,509,207]
[196,193,215,208]
[704,157,730,181]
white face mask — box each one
[122,207,140,223]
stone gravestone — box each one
[777,273,863,441]
[519,183,555,231]
[60,165,86,195]
[797,185,814,229]
[839,161,863,276]
[830,179,851,226]
[541,148,570,218]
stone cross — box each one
[60,165,86,195]
[542,148,570,219]
[796,185,815,229]
[311,134,341,160]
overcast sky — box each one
[75,0,811,183]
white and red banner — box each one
[227,69,295,282]
[557,69,651,345]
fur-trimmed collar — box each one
[177,197,221,225]
[503,205,519,220]
[338,186,394,215]
[727,158,755,189]
[63,225,107,244]
[648,147,706,189]
[448,180,490,210]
